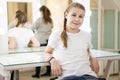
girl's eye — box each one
[79,15,84,18]
[72,14,76,17]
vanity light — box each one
[0,27,6,35]
[0,6,3,15]
[0,27,8,54]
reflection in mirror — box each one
[7,2,32,29]
[7,2,42,53]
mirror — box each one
[7,2,32,29]
[7,1,42,53]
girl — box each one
[45,2,99,80]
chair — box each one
[50,77,58,80]
[98,78,106,80]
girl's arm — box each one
[8,37,16,49]
[44,46,62,76]
[87,49,99,74]
[30,36,40,47]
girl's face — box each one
[40,11,43,17]
[15,18,18,26]
[65,7,85,31]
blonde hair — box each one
[61,2,85,48]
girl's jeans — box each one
[61,75,98,80]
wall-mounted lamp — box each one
[0,27,6,35]
[0,6,3,15]
[0,27,8,54]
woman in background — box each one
[31,5,53,78]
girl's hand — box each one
[50,58,62,76]
[87,49,99,73]
[90,57,99,73]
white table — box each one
[0,52,48,80]
[0,49,120,80]
[0,46,47,80]
[92,49,120,80]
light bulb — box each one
[0,27,5,35]
[0,6,3,15]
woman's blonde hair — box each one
[61,2,85,48]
